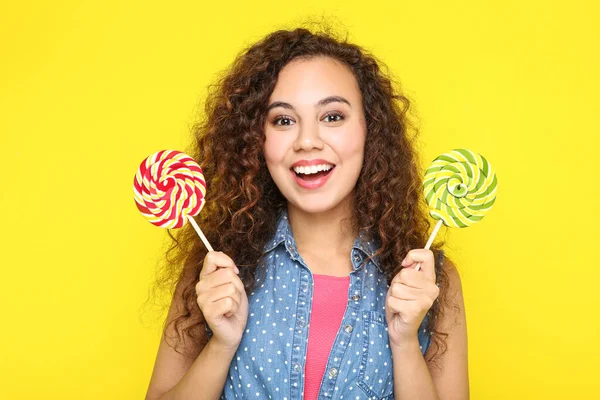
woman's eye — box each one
[272,116,295,126]
[271,111,345,126]
[322,112,345,123]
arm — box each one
[146,252,248,400]
[390,258,469,400]
[145,293,239,400]
[148,337,237,400]
[426,258,469,399]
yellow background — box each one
[1,1,598,398]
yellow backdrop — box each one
[1,1,598,399]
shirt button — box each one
[297,319,306,327]
[351,294,361,301]
[329,367,338,377]
[353,254,361,262]
[294,363,301,372]
[344,325,353,333]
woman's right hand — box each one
[195,251,248,351]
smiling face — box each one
[263,56,367,216]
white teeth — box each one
[293,164,334,175]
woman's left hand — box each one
[385,249,440,348]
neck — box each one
[287,198,357,259]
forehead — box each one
[269,56,361,104]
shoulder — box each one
[432,251,464,329]
[425,253,470,396]
[441,254,463,303]
[426,252,468,358]
[431,250,461,291]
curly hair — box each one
[147,24,456,368]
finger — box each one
[196,270,245,314]
[387,296,425,321]
[224,299,239,318]
[392,268,430,288]
[199,251,239,278]
[196,288,240,317]
[400,249,434,267]
[209,282,242,308]
[204,268,245,294]
[201,267,236,288]
[390,282,420,300]
[400,249,436,281]
[212,297,236,318]
[386,295,407,314]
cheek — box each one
[331,130,366,162]
[263,134,285,164]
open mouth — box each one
[291,164,336,181]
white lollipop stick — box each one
[187,214,232,316]
[186,214,214,252]
[415,219,443,272]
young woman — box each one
[145,26,469,400]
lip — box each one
[291,158,335,168]
[290,166,335,189]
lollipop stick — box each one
[187,215,231,316]
[186,215,214,252]
[415,219,443,272]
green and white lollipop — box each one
[416,149,498,270]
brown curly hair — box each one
[146,24,455,368]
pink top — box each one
[304,273,351,400]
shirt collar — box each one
[262,209,383,273]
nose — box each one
[293,123,324,152]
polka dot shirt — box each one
[215,210,441,399]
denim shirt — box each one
[217,210,442,400]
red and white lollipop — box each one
[133,149,213,251]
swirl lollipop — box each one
[133,149,213,251]
[417,149,497,270]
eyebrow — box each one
[266,95,351,112]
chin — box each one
[287,193,353,216]
[292,202,335,215]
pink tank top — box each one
[304,273,351,400]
